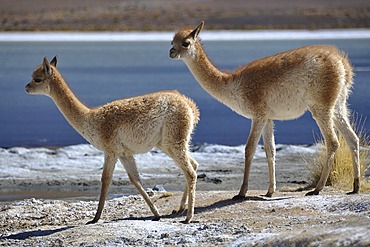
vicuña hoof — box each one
[180,219,191,224]
[171,209,185,216]
[305,190,320,196]
[349,178,360,194]
[264,192,273,198]
[152,216,161,221]
[347,190,359,195]
[86,219,98,225]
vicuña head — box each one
[25,56,200,224]
[25,56,57,96]
[170,21,204,60]
[170,21,360,199]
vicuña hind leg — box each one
[333,109,360,194]
[176,156,199,216]
[306,108,339,196]
[119,156,160,220]
[87,154,117,224]
[176,185,188,216]
[262,119,276,197]
[167,146,197,223]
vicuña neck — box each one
[184,45,232,101]
[49,71,90,134]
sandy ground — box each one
[1,0,370,31]
[1,146,370,246]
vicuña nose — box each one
[25,84,30,93]
[169,48,176,58]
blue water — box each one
[0,39,369,147]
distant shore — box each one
[1,0,370,31]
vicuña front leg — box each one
[234,119,266,199]
[87,155,117,224]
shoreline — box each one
[1,29,370,42]
[0,143,317,202]
[1,143,369,203]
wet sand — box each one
[0,147,313,202]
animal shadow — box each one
[193,195,293,215]
[113,215,155,222]
[162,195,294,221]
[112,195,293,223]
[1,226,73,240]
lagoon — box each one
[0,32,369,147]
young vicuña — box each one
[170,21,360,198]
[25,56,200,224]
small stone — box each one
[145,188,154,196]
[153,184,166,192]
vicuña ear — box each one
[50,56,58,67]
[189,21,204,41]
[43,57,52,76]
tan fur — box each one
[25,56,200,224]
[170,21,360,198]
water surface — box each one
[0,38,369,147]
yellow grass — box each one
[309,114,370,192]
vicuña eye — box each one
[34,78,42,83]
[182,41,190,48]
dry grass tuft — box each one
[308,114,370,192]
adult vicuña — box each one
[25,56,200,224]
[170,21,360,198]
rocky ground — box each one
[1,189,370,246]
[0,144,369,246]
